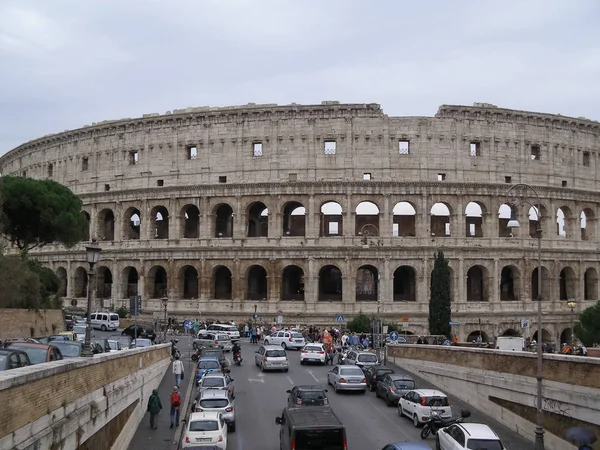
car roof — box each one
[200,389,229,399]
[199,356,219,361]
[389,374,413,381]
[285,406,341,427]
[0,348,26,354]
[389,443,433,450]
[8,342,54,350]
[263,345,286,350]
[458,423,499,439]
[412,389,446,396]
[189,411,221,421]
[202,373,227,379]
[293,385,326,391]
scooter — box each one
[233,351,242,365]
[170,339,181,360]
[420,409,471,439]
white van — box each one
[91,312,120,331]
[207,323,240,342]
[496,336,525,351]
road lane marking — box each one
[308,370,319,382]
[248,378,265,383]
[258,371,265,377]
[287,376,294,385]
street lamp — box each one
[506,183,544,450]
[161,297,168,342]
[82,238,102,357]
[567,299,577,346]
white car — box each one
[264,330,306,349]
[398,389,452,427]
[437,423,505,450]
[183,411,228,449]
[300,343,326,365]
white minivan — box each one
[91,312,120,331]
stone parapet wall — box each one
[0,308,65,340]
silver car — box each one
[327,364,367,393]
[197,373,235,399]
[254,345,289,372]
[215,333,233,352]
[192,389,236,432]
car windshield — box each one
[134,339,151,347]
[292,333,303,338]
[110,314,119,321]
[296,428,344,450]
[217,335,230,341]
[339,367,364,377]
[266,350,286,358]
[0,354,6,368]
[203,351,221,358]
[108,341,119,350]
[393,380,415,390]
[222,326,237,332]
[198,360,220,370]
[53,343,80,357]
[202,378,225,387]
[189,420,219,432]
[12,347,47,364]
[467,439,504,450]
[357,354,377,362]
[73,326,86,335]
[305,346,322,352]
[425,396,449,407]
[299,390,326,400]
[199,399,229,408]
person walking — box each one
[170,386,181,428]
[172,355,184,387]
[147,389,162,430]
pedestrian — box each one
[251,326,257,344]
[172,355,184,387]
[147,389,162,430]
[170,386,181,428]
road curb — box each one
[170,344,196,449]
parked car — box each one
[109,334,132,349]
[0,348,31,371]
[6,342,63,364]
[107,340,123,351]
[206,323,240,342]
[286,385,329,407]
[121,324,157,342]
[254,345,289,372]
[196,357,223,382]
[300,343,327,365]
[183,411,228,450]
[327,364,367,393]
[263,330,305,350]
[72,325,89,342]
[398,389,452,427]
[192,389,236,432]
[193,333,231,352]
[90,311,119,331]
[197,373,235,398]
[51,341,83,358]
[376,374,415,406]
[342,349,379,368]
[437,423,505,450]
[363,365,395,391]
[199,348,228,371]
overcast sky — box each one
[1,0,599,155]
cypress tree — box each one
[429,250,452,337]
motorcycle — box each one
[170,339,181,359]
[233,351,242,365]
[420,409,471,439]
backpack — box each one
[171,392,181,407]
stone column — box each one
[90,204,99,240]
[66,260,73,298]
[113,202,123,242]
[380,195,391,238]
[140,199,150,240]
[170,200,181,240]
[345,194,355,237]
[201,197,211,239]
[458,257,465,303]
[234,197,244,238]
[419,194,429,238]
[273,213,283,239]
[307,195,317,239]
[308,257,318,306]
[454,197,465,238]
[492,258,499,303]
[420,258,429,304]
[381,258,391,303]
[269,259,281,302]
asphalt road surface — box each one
[220,342,533,450]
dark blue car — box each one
[195,357,221,384]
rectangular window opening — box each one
[363,173,372,180]
[505,176,512,183]
[583,151,590,167]
[187,146,197,160]
[399,140,410,155]
[22,170,27,177]
[157,179,164,186]
[129,151,139,165]
[531,145,541,160]
[218,176,227,183]
[392,223,399,237]
[324,140,337,155]
[47,163,53,177]
[328,222,339,235]
[445,223,451,236]
[104,184,110,191]
[252,142,263,157]
[82,157,89,171]
[288,173,298,182]
[469,142,481,157]
[469,223,476,236]
[437,173,446,181]
[562,180,568,187]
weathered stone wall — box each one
[0,308,65,340]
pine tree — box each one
[429,250,452,337]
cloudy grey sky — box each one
[1,0,599,155]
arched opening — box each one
[531,266,550,301]
[74,267,88,298]
[430,203,451,237]
[247,202,269,237]
[393,266,416,301]
[356,265,378,301]
[320,201,343,236]
[82,211,91,241]
[466,331,490,343]
[501,329,521,337]
[247,265,268,300]
[392,202,416,237]
[56,267,67,297]
[122,267,139,297]
[182,205,200,239]
[560,328,573,346]
[124,207,141,240]
[465,202,485,237]
[96,266,112,299]
[498,203,513,237]
[151,205,169,239]
[500,266,520,301]
[281,265,305,300]
[581,208,596,241]
[214,204,233,238]
[532,329,552,343]
[559,267,577,300]
[213,266,233,300]
[148,266,167,299]
[584,267,598,300]
[179,266,198,299]
[528,205,547,238]
[466,265,489,302]
[98,209,115,241]
[318,265,342,301]
[355,201,380,236]
[282,202,305,237]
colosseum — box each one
[1,101,599,343]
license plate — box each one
[294,340,303,343]
[349,380,360,384]
[196,438,211,442]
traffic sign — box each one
[184,320,193,330]
[402,316,409,322]
[253,312,258,320]
[277,315,283,324]
[520,319,530,329]
[277,310,283,317]
[335,314,345,322]
[389,331,399,341]
[402,322,409,329]
[449,321,460,326]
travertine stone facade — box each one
[1,101,599,342]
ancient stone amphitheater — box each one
[1,101,598,342]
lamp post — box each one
[567,299,577,346]
[161,297,168,342]
[506,183,544,450]
[82,239,102,357]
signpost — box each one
[277,310,283,325]
[129,295,142,342]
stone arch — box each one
[559,266,577,300]
[181,204,200,239]
[318,265,342,301]
[179,265,198,299]
[247,265,268,300]
[151,205,169,239]
[355,201,380,236]
[214,203,233,238]
[320,201,343,236]
[528,205,547,238]
[531,266,550,300]
[356,265,378,301]
[96,266,112,299]
[56,267,67,297]
[532,328,552,343]
[466,265,490,302]
[147,265,167,299]
[122,267,139,297]
[282,201,305,237]
[581,208,596,241]
[393,266,416,301]
[498,203,513,237]
[465,201,486,237]
[97,209,115,241]
[392,201,416,237]
[500,265,520,301]
[584,267,598,300]
[560,327,573,346]
[430,202,452,237]
[213,266,232,300]
[247,202,269,237]
[501,328,521,337]
[73,266,88,298]
[124,207,141,240]
[82,211,91,241]
[466,330,490,343]
[556,205,574,238]
[281,265,305,300]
